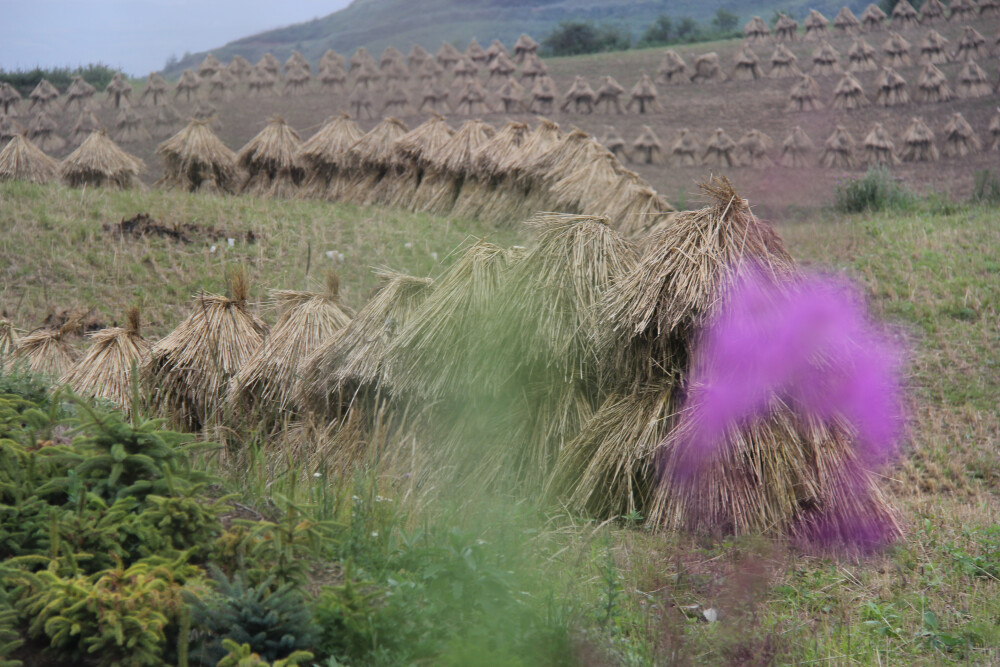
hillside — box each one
[162,0,867,77]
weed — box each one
[834,166,915,214]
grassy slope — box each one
[162,0,864,77]
[1,181,999,663]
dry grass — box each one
[61,129,145,189]
[0,134,59,184]
[157,119,240,193]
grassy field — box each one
[1,180,999,665]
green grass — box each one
[0,182,523,335]
[2,181,1000,664]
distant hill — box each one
[162,0,869,77]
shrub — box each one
[834,166,915,213]
[542,20,632,56]
[972,170,1000,205]
[0,63,119,97]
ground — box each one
[1,178,998,664]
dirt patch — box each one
[104,212,257,245]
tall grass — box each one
[833,165,916,214]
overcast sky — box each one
[1,0,353,76]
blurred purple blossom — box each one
[675,264,905,478]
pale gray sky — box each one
[1,0,352,75]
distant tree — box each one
[541,20,631,56]
[711,9,739,34]
[641,14,674,46]
[675,17,700,42]
[164,54,179,70]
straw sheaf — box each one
[386,242,521,400]
[347,117,409,169]
[528,129,602,187]
[392,115,454,167]
[0,320,18,357]
[300,270,433,416]
[229,273,354,417]
[143,272,268,429]
[60,308,150,416]
[499,117,562,177]
[471,120,529,180]
[550,382,675,517]
[429,119,495,174]
[12,320,81,377]
[157,119,238,192]
[60,129,145,189]
[0,134,59,184]
[648,399,900,542]
[836,6,859,31]
[237,115,302,174]
[500,213,638,381]
[598,177,796,384]
[549,153,622,214]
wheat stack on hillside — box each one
[229,272,354,419]
[283,65,312,94]
[626,74,662,112]
[60,308,150,417]
[527,76,559,114]
[981,0,1000,16]
[174,69,201,103]
[347,83,375,119]
[882,32,912,68]
[862,122,899,165]
[775,14,799,41]
[296,114,364,200]
[832,71,870,109]
[207,69,235,101]
[69,111,100,145]
[601,125,629,162]
[227,55,252,81]
[0,134,59,183]
[153,104,181,135]
[690,53,725,83]
[353,60,382,90]
[990,108,1000,150]
[861,4,888,31]
[247,67,277,97]
[901,116,939,161]
[513,34,540,64]
[436,42,462,70]
[744,16,771,43]
[922,0,948,21]
[143,268,267,430]
[788,73,823,111]
[519,52,548,84]
[61,129,144,188]
[770,44,800,78]
[955,26,987,60]
[595,76,626,113]
[804,9,829,40]
[732,47,764,81]
[811,40,842,76]
[737,129,772,167]
[875,66,909,106]
[821,125,857,168]
[197,53,223,79]
[703,128,737,167]
[348,47,373,73]
[258,53,282,77]
[64,76,96,112]
[113,103,149,143]
[0,82,22,115]
[488,53,517,83]
[12,321,80,377]
[957,59,991,98]
[374,114,453,208]
[942,111,981,156]
[950,0,977,20]
[319,61,348,93]
[671,128,701,166]
[284,52,311,75]
[407,44,430,70]
[848,38,880,71]
[631,125,663,164]
[919,30,951,64]
[237,116,304,198]
[157,118,238,193]
[834,7,861,33]
[300,271,433,417]
[140,73,169,106]
[779,126,814,167]
[916,63,954,102]
[455,79,492,115]
[0,116,22,145]
[28,79,60,112]
[656,50,688,84]
[561,76,597,113]
[549,150,622,214]
[0,320,18,358]
[485,39,509,62]
[891,0,921,28]
[27,111,65,153]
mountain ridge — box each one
[161,0,867,77]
